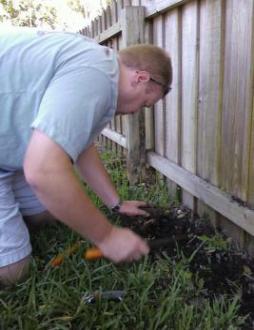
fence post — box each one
[121,6,145,184]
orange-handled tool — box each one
[84,235,187,261]
[84,247,104,260]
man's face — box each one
[116,70,165,115]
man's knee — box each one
[24,211,57,231]
[0,255,31,287]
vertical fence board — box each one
[106,5,112,27]
[153,16,165,156]
[181,1,198,172]
[101,9,106,31]
[117,0,123,19]
[99,15,103,33]
[144,20,154,150]
[95,18,99,36]
[121,6,146,183]
[218,214,245,249]
[196,0,224,225]
[221,0,253,201]
[246,0,254,208]
[164,9,181,197]
[197,0,223,185]
[249,100,254,205]
[181,0,199,208]
[118,32,124,51]
[114,23,123,153]
[91,21,95,38]
[111,0,118,23]
[112,37,119,152]
[115,36,124,153]
[219,0,252,244]
[164,9,181,164]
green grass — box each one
[0,150,246,330]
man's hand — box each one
[97,226,149,263]
[118,200,150,216]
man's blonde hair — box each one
[119,44,172,94]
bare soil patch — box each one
[118,206,254,329]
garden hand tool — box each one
[84,235,187,260]
[82,290,125,304]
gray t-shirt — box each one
[0,28,119,170]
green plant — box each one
[198,234,231,253]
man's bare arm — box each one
[23,130,149,262]
[24,131,113,244]
[76,144,119,208]
[76,144,149,216]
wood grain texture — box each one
[197,0,223,185]
[163,9,181,196]
[106,5,112,27]
[164,8,181,164]
[246,0,254,208]
[180,1,199,209]
[101,9,106,31]
[153,15,165,156]
[196,0,224,225]
[181,0,198,173]
[111,0,118,23]
[221,0,253,201]
[144,20,154,150]
[121,6,146,183]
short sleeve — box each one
[31,67,115,161]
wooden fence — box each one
[80,0,254,253]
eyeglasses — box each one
[150,77,171,96]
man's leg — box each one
[0,211,57,286]
[0,255,31,287]
[24,211,57,231]
[0,170,59,285]
[0,170,32,286]
[0,171,59,286]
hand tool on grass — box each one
[82,290,125,304]
[84,235,187,260]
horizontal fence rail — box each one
[148,152,254,236]
[102,127,127,148]
[94,21,122,43]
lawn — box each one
[0,150,251,330]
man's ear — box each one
[136,70,150,84]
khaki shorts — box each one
[0,170,46,267]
